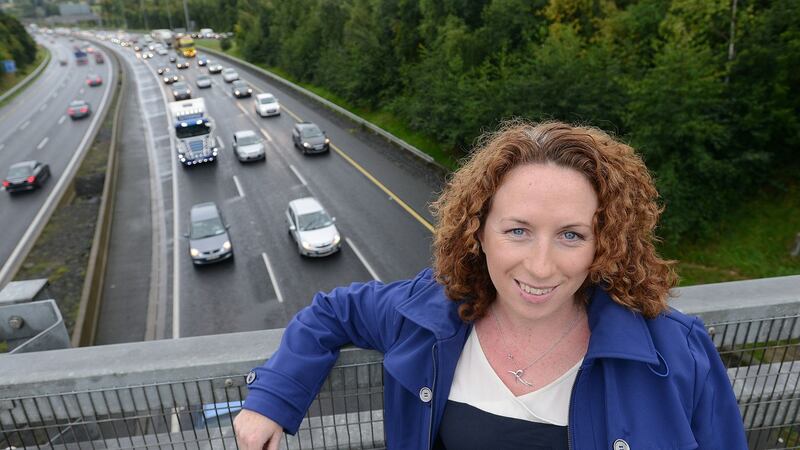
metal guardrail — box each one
[1,313,798,450]
[71,38,127,347]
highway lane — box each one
[104,38,443,339]
[0,36,115,269]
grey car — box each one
[171,81,192,100]
[232,130,265,162]
[186,202,233,265]
[195,74,212,88]
[286,197,341,257]
[221,68,239,82]
[291,122,330,154]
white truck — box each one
[199,28,214,39]
[151,29,173,47]
[168,98,219,166]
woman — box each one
[234,121,747,449]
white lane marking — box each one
[261,252,284,303]
[235,101,249,116]
[37,137,49,150]
[39,103,47,111]
[0,144,5,152]
[289,164,307,186]
[259,127,273,142]
[58,115,66,125]
[216,135,225,150]
[346,238,382,282]
[233,175,245,197]
[20,120,30,130]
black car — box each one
[171,81,192,100]
[197,55,209,66]
[157,66,170,75]
[3,161,51,193]
[231,80,252,98]
[292,122,330,154]
[176,59,190,69]
[163,73,179,84]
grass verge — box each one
[197,41,799,286]
[12,72,121,338]
[662,182,800,286]
[0,46,49,107]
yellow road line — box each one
[282,104,434,233]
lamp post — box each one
[182,0,191,32]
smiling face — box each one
[479,163,598,326]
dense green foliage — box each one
[104,0,798,248]
[0,11,37,68]
[96,0,238,34]
[224,0,799,246]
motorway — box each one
[0,36,115,276]
[93,35,446,341]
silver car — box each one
[221,68,239,83]
[186,202,233,265]
[254,93,280,117]
[286,197,342,257]
[232,130,265,162]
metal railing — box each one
[1,314,798,449]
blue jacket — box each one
[244,268,747,449]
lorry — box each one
[172,34,196,58]
[151,29,173,47]
[74,47,88,65]
[168,98,219,166]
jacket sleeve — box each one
[242,272,427,434]
[688,317,748,449]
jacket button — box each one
[613,439,630,450]
[419,387,432,403]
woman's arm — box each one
[239,272,429,437]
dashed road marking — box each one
[19,120,30,130]
[39,103,47,111]
[346,237,381,282]
[233,175,245,197]
[37,137,49,150]
[58,115,66,125]
[261,252,284,303]
[216,135,225,150]
[259,127,273,142]
[289,164,308,187]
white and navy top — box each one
[436,327,581,449]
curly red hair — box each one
[431,120,677,321]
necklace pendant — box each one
[508,369,533,387]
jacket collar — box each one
[395,269,659,365]
[395,269,466,340]
[584,286,659,365]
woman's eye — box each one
[508,228,525,237]
[563,231,582,241]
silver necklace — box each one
[491,305,582,387]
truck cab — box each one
[169,99,219,166]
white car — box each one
[232,130,265,162]
[286,197,342,257]
[254,93,280,117]
[221,68,239,83]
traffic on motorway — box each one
[0,33,115,283]
[4,28,439,342]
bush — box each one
[220,37,232,52]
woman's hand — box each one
[233,409,284,450]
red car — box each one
[86,74,102,87]
[94,53,104,64]
[67,100,91,119]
